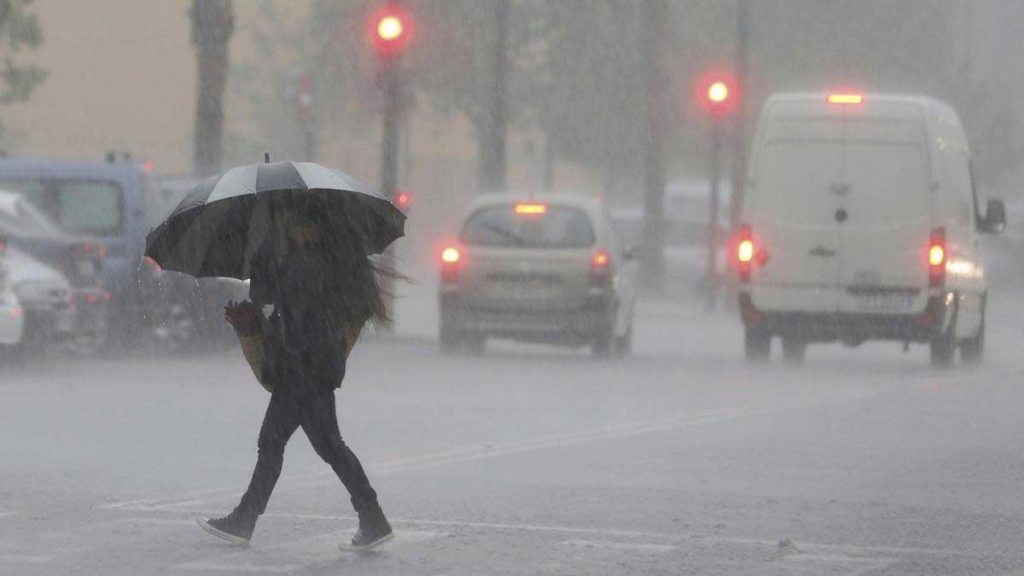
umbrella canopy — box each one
[145,161,405,280]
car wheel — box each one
[960,316,985,366]
[591,328,614,358]
[744,327,771,363]
[0,343,25,370]
[614,326,633,358]
[930,330,956,369]
[439,325,461,355]
[781,338,807,365]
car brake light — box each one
[441,247,460,264]
[590,250,612,287]
[738,239,754,264]
[441,246,461,284]
[515,203,547,215]
[929,227,946,287]
[827,93,864,105]
[736,225,755,283]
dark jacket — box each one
[249,246,372,393]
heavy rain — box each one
[1,1,1023,574]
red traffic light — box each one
[396,190,412,211]
[369,5,412,58]
[707,81,729,104]
[696,71,738,117]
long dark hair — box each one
[299,196,398,329]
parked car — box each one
[0,240,25,364]
[736,92,1005,367]
[4,244,74,355]
[439,194,638,357]
[0,190,107,352]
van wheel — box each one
[781,338,807,365]
[744,328,771,362]
[961,317,985,366]
[930,331,956,368]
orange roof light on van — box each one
[827,93,864,105]
[515,203,547,215]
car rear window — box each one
[460,204,596,248]
[0,179,125,235]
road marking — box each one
[0,512,15,519]
[0,554,52,564]
[175,562,299,573]
[116,517,197,526]
[562,539,675,553]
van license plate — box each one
[854,293,914,311]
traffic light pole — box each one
[706,120,723,312]
[379,60,401,319]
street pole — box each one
[379,61,401,315]
[729,0,749,231]
[707,120,722,312]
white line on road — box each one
[174,562,299,573]
[116,518,197,526]
[0,554,52,564]
[0,512,15,519]
[562,539,676,553]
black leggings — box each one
[236,388,379,521]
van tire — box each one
[960,318,985,366]
[930,331,956,368]
[744,328,771,362]
[781,338,807,365]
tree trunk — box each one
[640,0,668,291]
[191,0,234,178]
[478,0,509,193]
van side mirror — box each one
[979,199,1006,235]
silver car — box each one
[0,246,25,361]
[438,195,638,357]
[5,246,74,353]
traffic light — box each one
[396,189,412,212]
[696,70,738,118]
[369,4,412,59]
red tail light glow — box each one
[736,225,755,282]
[441,246,461,284]
[737,239,754,264]
[590,250,613,287]
[929,227,946,287]
[515,203,547,215]
[441,247,460,264]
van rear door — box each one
[748,141,843,312]
[837,128,932,314]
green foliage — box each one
[0,0,46,108]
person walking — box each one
[197,201,393,551]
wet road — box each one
[3,296,1024,575]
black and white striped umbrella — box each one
[144,161,405,279]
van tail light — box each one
[590,249,613,288]
[440,246,462,284]
[929,227,946,288]
[736,225,755,283]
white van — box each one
[737,92,1005,366]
